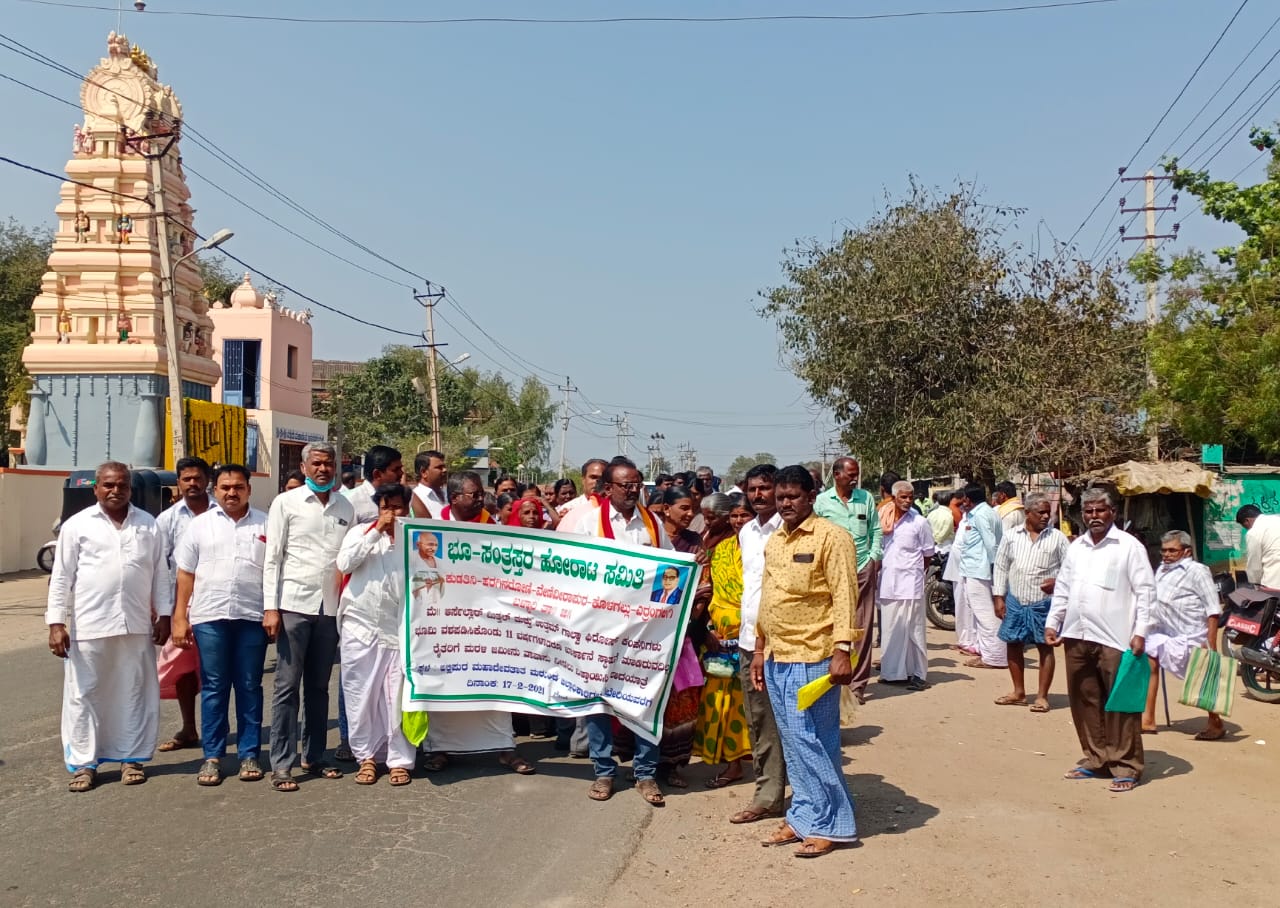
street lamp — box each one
[559,408,602,478]
[162,227,234,462]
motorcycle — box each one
[924,551,956,631]
[1217,576,1280,704]
[36,519,59,573]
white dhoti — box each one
[1145,633,1203,679]
[61,634,159,772]
[964,577,1008,667]
[340,634,416,769]
[879,598,928,681]
[950,562,977,651]
[425,710,514,755]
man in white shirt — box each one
[1237,505,1280,590]
[878,482,936,691]
[558,458,608,533]
[46,462,169,792]
[169,464,269,786]
[337,482,417,787]
[343,445,404,524]
[1142,531,1225,741]
[577,458,671,807]
[153,455,212,755]
[1047,488,1155,793]
[263,441,355,791]
[409,449,448,519]
[729,463,787,826]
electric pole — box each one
[647,432,665,478]
[557,376,578,479]
[414,287,447,451]
[614,411,634,457]
[1119,168,1179,461]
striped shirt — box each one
[992,524,1069,603]
[1153,557,1219,641]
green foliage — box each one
[0,220,52,455]
[761,182,1144,477]
[1150,127,1280,456]
[723,452,775,482]
[197,255,241,307]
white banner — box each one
[401,519,699,743]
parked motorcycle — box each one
[1218,578,1280,704]
[924,552,956,631]
[36,519,59,573]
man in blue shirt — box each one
[814,457,882,704]
[956,484,1006,670]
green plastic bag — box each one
[1104,649,1150,713]
[401,710,430,747]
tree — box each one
[761,182,1144,480]
[723,452,775,482]
[1141,128,1280,458]
[0,220,52,458]
[197,255,241,307]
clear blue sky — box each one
[1,0,1272,476]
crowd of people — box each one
[44,443,1244,857]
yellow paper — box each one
[797,674,835,710]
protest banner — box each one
[400,519,699,743]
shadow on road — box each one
[846,771,939,838]
[1142,748,1194,784]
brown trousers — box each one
[1063,638,1144,780]
[850,560,877,696]
[738,647,787,812]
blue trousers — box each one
[192,619,268,761]
[765,658,858,841]
[583,713,659,781]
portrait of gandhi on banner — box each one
[649,564,687,605]
[410,531,446,604]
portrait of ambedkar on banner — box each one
[650,564,686,604]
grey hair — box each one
[301,441,337,462]
[891,480,914,496]
[701,492,733,516]
[1162,530,1193,548]
[95,460,131,483]
[1024,492,1049,510]
[1081,487,1115,509]
[447,470,483,501]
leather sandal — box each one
[68,767,96,793]
[120,762,146,785]
[355,759,378,785]
[761,822,800,847]
[588,777,614,801]
[635,779,665,806]
[730,806,780,824]
[196,759,223,787]
[388,767,412,786]
[794,838,837,858]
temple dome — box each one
[230,272,263,308]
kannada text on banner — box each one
[400,520,698,743]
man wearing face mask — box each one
[262,442,355,792]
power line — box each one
[1177,47,1280,164]
[17,0,1131,26]
[0,152,151,203]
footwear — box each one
[120,762,146,785]
[1108,777,1138,793]
[156,731,200,753]
[730,806,780,824]
[1063,767,1100,780]
[422,753,449,773]
[761,822,800,847]
[355,759,378,785]
[238,758,264,782]
[300,762,343,780]
[664,769,689,789]
[270,771,298,792]
[67,767,97,793]
[196,759,223,787]
[794,837,838,858]
[388,767,412,786]
[1195,727,1226,741]
[1029,700,1050,714]
[964,658,1002,669]
[498,753,537,775]
[906,676,930,691]
[705,768,744,789]
[334,742,355,762]
[635,778,665,806]
[994,694,1027,706]
[588,777,614,801]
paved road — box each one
[0,587,652,908]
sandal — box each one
[588,777,615,801]
[705,769,744,789]
[1108,777,1138,793]
[498,754,536,775]
[334,742,355,762]
[761,821,800,847]
[156,731,200,753]
[355,759,378,785]
[120,762,146,786]
[664,769,689,789]
[730,806,780,824]
[994,694,1027,706]
[300,762,343,780]
[270,771,299,792]
[238,758,264,782]
[1029,700,1050,713]
[422,753,449,773]
[1195,727,1226,741]
[388,767,412,787]
[635,778,665,806]
[196,759,223,787]
[794,837,838,858]
[68,767,97,793]
[1063,767,1100,780]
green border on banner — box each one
[400,520,697,738]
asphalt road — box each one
[0,635,652,908]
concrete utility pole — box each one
[557,376,578,479]
[614,411,634,457]
[648,432,666,478]
[1119,168,1179,461]
[414,287,447,451]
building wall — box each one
[245,408,327,511]
[1201,473,1280,574]
[209,302,314,418]
[0,469,67,574]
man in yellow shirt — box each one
[752,465,859,859]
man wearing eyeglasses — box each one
[575,457,672,806]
